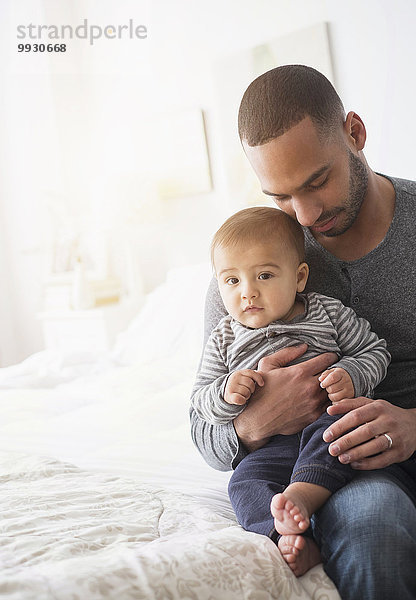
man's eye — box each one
[258,273,273,280]
[308,176,329,190]
[273,196,290,203]
[225,277,239,285]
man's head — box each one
[211,207,309,327]
[238,65,369,237]
[238,64,345,146]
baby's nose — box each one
[242,289,258,300]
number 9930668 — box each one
[18,43,67,52]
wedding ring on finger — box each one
[374,432,393,450]
[383,433,393,450]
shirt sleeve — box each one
[326,297,391,397]
[190,329,246,425]
[189,408,249,471]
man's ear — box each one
[343,111,366,151]
[296,262,309,292]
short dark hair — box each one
[211,206,305,269]
[238,64,345,146]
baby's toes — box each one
[279,535,304,555]
[290,505,302,520]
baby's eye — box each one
[225,277,239,285]
[258,273,273,280]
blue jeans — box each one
[312,470,416,600]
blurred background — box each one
[0,0,415,367]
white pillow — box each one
[112,262,213,367]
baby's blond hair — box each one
[211,206,305,270]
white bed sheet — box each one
[0,356,233,515]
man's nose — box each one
[292,198,322,227]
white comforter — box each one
[0,264,341,599]
[1,452,338,600]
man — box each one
[190,65,416,599]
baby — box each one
[191,206,390,576]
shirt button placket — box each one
[348,266,360,307]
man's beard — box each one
[319,150,368,238]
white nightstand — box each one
[38,300,141,353]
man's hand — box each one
[224,369,264,405]
[324,398,416,469]
[319,367,354,403]
[233,344,337,452]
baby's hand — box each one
[224,369,264,405]
[318,367,354,403]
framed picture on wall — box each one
[152,108,212,200]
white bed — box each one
[0,263,340,599]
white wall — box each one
[326,0,416,179]
[1,0,415,365]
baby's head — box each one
[211,207,309,328]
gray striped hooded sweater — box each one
[190,292,390,425]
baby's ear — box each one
[296,262,309,292]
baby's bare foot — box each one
[278,535,322,577]
[271,482,331,536]
[271,492,310,535]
